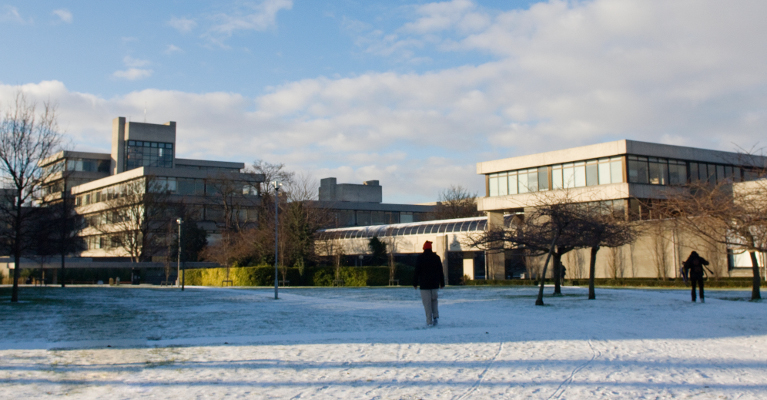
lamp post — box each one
[177,217,184,291]
[272,181,281,300]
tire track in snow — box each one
[548,338,602,399]
[453,341,504,400]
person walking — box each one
[414,241,445,326]
[683,251,710,303]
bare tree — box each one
[578,203,638,299]
[88,177,170,263]
[654,180,767,300]
[0,93,62,302]
[433,185,482,219]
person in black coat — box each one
[683,251,710,303]
[413,241,445,326]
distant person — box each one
[413,241,445,326]
[683,251,710,303]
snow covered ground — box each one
[0,285,765,399]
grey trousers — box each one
[420,289,439,325]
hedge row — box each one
[183,265,415,287]
[467,278,755,288]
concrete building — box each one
[476,139,767,280]
[316,177,435,227]
[39,117,264,261]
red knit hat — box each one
[423,241,432,250]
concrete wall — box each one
[319,177,383,203]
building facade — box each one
[476,139,767,280]
[316,177,435,227]
[40,117,264,261]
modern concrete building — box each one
[39,117,264,261]
[476,139,767,280]
[316,177,435,227]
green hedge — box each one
[467,278,755,288]
[183,264,415,287]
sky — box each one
[2,0,767,203]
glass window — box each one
[573,162,586,187]
[538,167,549,191]
[562,163,575,188]
[508,172,518,195]
[628,156,649,184]
[401,212,414,223]
[648,158,668,185]
[437,223,447,233]
[586,161,598,186]
[724,165,733,181]
[460,221,471,232]
[518,171,529,194]
[689,162,699,182]
[497,173,508,196]
[610,157,623,183]
[598,159,611,185]
[551,166,563,189]
[468,220,479,231]
[669,161,687,185]
[489,173,498,197]
[445,223,456,232]
[416,225,427,234]
[527,169,538,192]
[716,165,725,183]
[707,164,717,185]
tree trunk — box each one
[588,246,599,300]
[11,194,23,303]
[749,250,761,300]
[536,234,559,306]
[553,252,562,295]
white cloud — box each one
[52,9,72,24]
[1,5,28,23]
[4,0,767,202]
[112,68,153,80]
[164,44,184,55]
[123,56,151,68]
[207,0,293,36]
[167,16,197,33]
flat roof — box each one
[477,139,767,175]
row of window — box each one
[489,155,761,197]
[317,218,488,240]
[43,158,110,176]
[489,157,624,196]
[332,210,428,227]
[75,177,259,207]
[627,156,758,185]
[125,141,174,170]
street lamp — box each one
[272,181,282,300]
[177,217,184,291]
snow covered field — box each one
[1,285,765,399]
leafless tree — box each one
[433,185,482,219]
[577,203,638,299]
[0,93,62,302]
[88,177,170,263]
[653,180,767,300]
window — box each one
[668,160,687,185]
[518,171,529,194]
[562,163,575,188]
[489,173,499,197]
[573,162,586,187]
[125,140,173,171]
[648,158,668,185]
[610,157,623,183]
[551,165,563,189]
[538,167,549,191]
[497,172,508,196]
[508,172,518,195]
[628,156,649,184]
[400,212,414,223]
[689,162,700,182]
[598,158,611,185]
[585,161,598,186]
